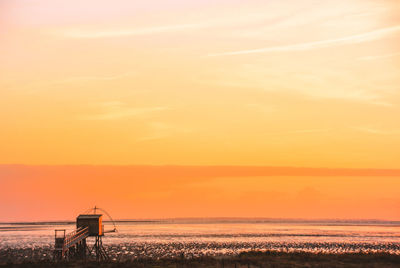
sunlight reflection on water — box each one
[1,220,400,259]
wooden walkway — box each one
[54,227,89,259]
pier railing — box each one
[63,226,89,250]
[54,226,89,258]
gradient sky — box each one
[1,0,400,221]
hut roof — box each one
[77,214,102,219]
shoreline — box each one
[1,251,400,267]
[1,241,400,264]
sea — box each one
[1,219,400,261]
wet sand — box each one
[1,241,400,264]
[2,220,400,266]
[1,251,400,267]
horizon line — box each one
[2,217,400,225]
[1,164,400,176]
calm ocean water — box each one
[1,219,400,259]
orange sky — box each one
[0,0,400,221]
[1,165,400,221]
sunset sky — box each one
[1,0,400,221]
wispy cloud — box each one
[137,122,192,142]
[265,128,330,136]
[246,103,276,114]
[81,102,168,120]
[358,52,400,61]
[199,69,392,106]
[353,126,399,135]
[288,129,330,134]
[53,13,278,39]
[60,23,205,39]
[302,88,392,107]
[209,25,400,56]
[55,71,136,83]
[21,71,136,95]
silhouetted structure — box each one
[77,214,103,236]
[53,207,116,261]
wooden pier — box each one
[54,227,89,260]
[54,209,115,261]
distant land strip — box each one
[1,165,400,177]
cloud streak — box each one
[53,13,278,39]
[209,25,400,56]
[136,122,192,142]
[359,52,400,61]
[353,126,400,135]
[60,23,205,38]
[81,102,168,120]
[55,71,136,83]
